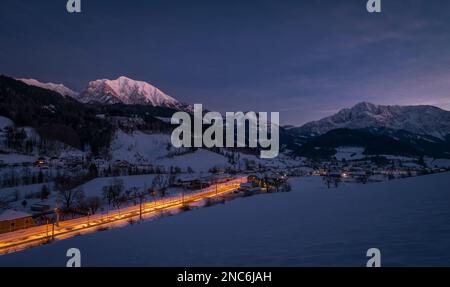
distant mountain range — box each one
[7,75,450,158]
[18,76,189,110]
[289,102,450,158]
[0,75,178,154]
[292,102,450,139]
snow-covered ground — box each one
[77,174,158,198]
[0,174,184,213]
[158,149,229,172]
[426,158,450,168]
[1,172,450,267]
[110,130,232,172]
[0,116,13,130]
[0,182,51,202]
[334,147,365,161]
[111,130,171,163]
[0,153,36,164]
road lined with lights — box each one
[0,177,247,255]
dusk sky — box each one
[1,0,450,125]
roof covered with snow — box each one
[0,116,13,130]
[0,210,32,221]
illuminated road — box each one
[0,177,247,255]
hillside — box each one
[0,75,113,153]
[78,76,186,109]
[18,78,78,98]
[287,102,450,159]
[294,102,450,139]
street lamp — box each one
[54,207,60,227]
[182,186,185,206]
[46,218,49,239]
[139,193,143,221]
[51,221,55,241]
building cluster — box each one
[295,157,449,184]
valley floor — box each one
[1,172,450,267]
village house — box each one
[209,175,233,184]
[112,160,133,176]
[238,182,253,191]
[174,175,213,190]
[136,163,153,174]
[0,210,35,234]
[238,182,261,194]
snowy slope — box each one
[0,116,13,130]
[78,76,182,108]
[295,102,450,139]
[2,172,450,267]
[110,130,172,163]
[158,149,229,173]
[110,130,229,172]
[18,78,78,98]
[78,175,158,198]
[0,153,37,164]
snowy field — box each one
[334,147,365,161]
[0,116,13,130]
[110,130,230,172]
[76,174,158,198]
[1,172,450,266]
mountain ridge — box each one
[78,76,184,109]
[18,78,78,98]
[293,102,450,139]
[17,76,191,111]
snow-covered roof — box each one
[0,116,14,130]
[0,210,32,221]
[240,183,252,188]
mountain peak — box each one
[352,101,377,110]
[78,76,183,108]
[295,102,450,139]
[18,78,78,98]
[117,75,132,80]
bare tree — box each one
[85,196,101,214]
[55,176,85,211]
[102,178,126,210]
[152,175,169,198]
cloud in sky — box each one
[1,0,450,125]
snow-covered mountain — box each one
[78,76,184,109]
[295,102,450,139]
[18,78,78,98]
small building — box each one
[0,210,35,234]
[238,182,253,191]
[209,175,232,184]
[113,160,132,169]
[174,175,211,190]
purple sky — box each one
[1,0,450,125]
